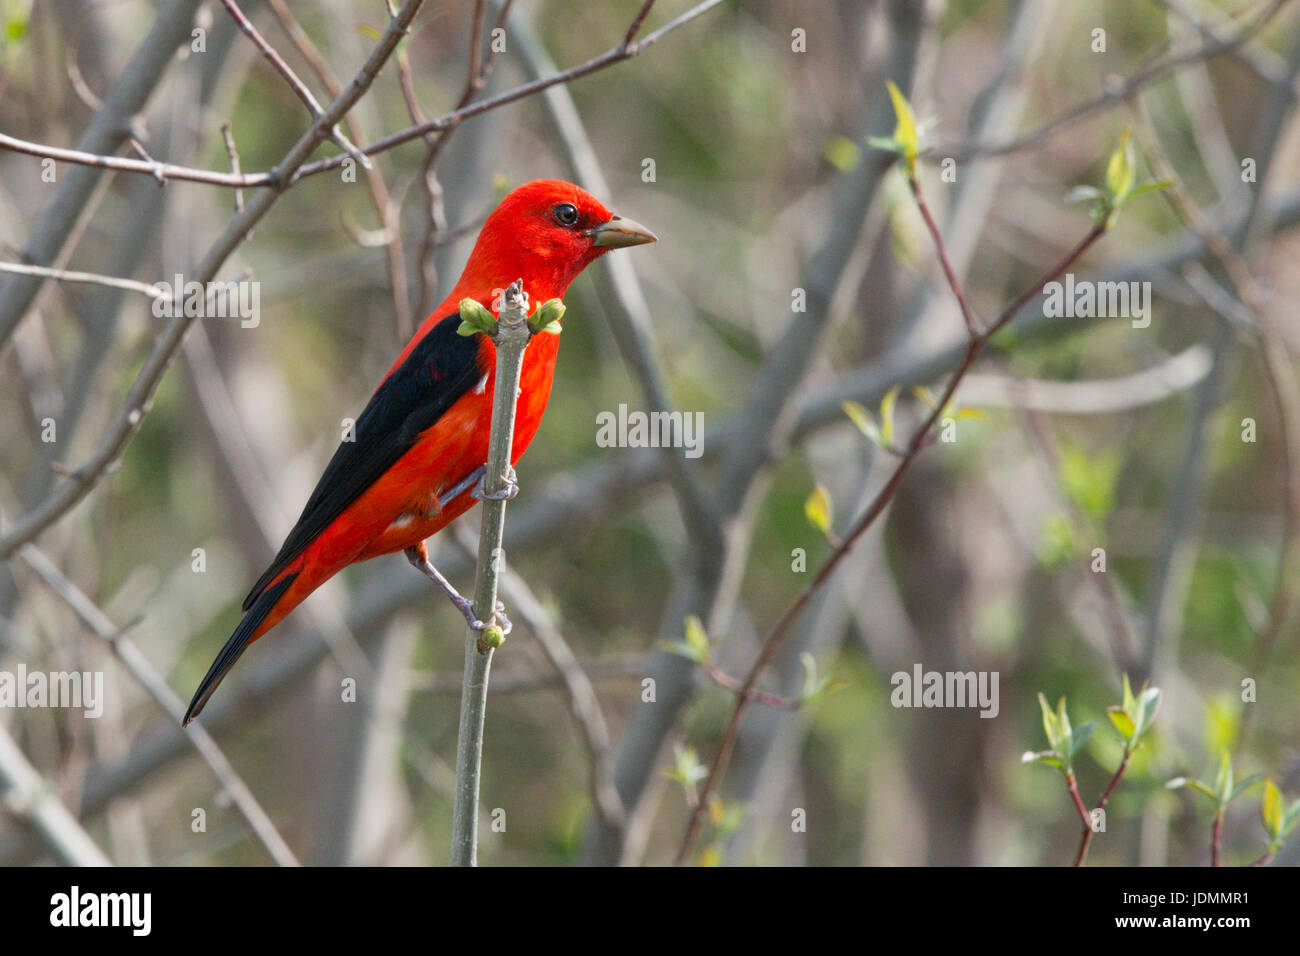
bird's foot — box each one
[471,463,519,502]
[404,545,513,636]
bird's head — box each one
[460,179,657,303]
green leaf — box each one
[683,615,711,662]
[1022,750,1065,770]
[1070,721,1097,759]
[912,386,938,411]
[823,135,862,173]
[880,385,901,447]
[1281,799,1300,839]
[885,80,920,169]
[1038,692,1060,750]
[1129,179,1174,200]
[804,484,834,536]
[664,744,707,790]
[1121,673,1137,716]
[866,136,904,156]
[1107,706,1135,741]
[660,616,712,665]
[1166,777,1217,801]
[1066,185,1103,205]
[1214,751,1234,806]
[1104,127,1136,204]
[1231,773,1265,803]
[1262,780,1283,838]
[1133,685,1161,741]
[842,401,881,445]
[1056,696,1074,767]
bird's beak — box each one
[588,215,658,248]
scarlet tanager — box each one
[183,180,656,725]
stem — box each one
[909,172,982,337]
[449,280,531,867]
[1073,749,1131,867]
[1066,772,1091,826]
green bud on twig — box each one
[458,297,497,337]
[477,624,506,653]
[530,297,566,335]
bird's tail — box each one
[183,572,299,726]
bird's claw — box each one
[472,464,519,502]
[408,548,513,637]
[456,597,513,636]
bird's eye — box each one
[552,202,580,227]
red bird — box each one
[183,180,656,725]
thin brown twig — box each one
[220,122,245,213]
[910,183,983,337]
[1073,750,1132,866]
[701,663,801,710]
[623,0,659,48]
[217,0,370,170]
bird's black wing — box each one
[241,313,484,610]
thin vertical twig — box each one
[1074,751,1132,866]
[450,279,532,866]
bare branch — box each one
[450,280,531,866]
[18,545,300,866]
[0,260,166,300]
[0,724,112,866]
